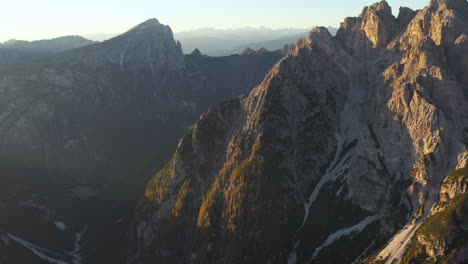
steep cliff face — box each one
[0,19,284,264]
[336,1,397,56]
[130,27,350,263]
[131,1,468,263]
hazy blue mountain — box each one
[0,35,97,64]
[174,26,338,56]
[226,27,338,55]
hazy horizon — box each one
[0,26,320,43]
[0,0,428,43]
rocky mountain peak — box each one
[304,27,344,63]
[359,0,396,48]
[307,27,334,46]
[138,18,160,25]
[86,18,184,71]
[336,0,397,56]
[241,47,256,56]
[190,48,203,56]
[125,18,164,33]
[396,7,418,32]
[391,0,468,48]
[256,47,269,54]
[119,18,176,44]
[358,0,393,19]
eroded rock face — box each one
[131,0,468,263]
[359,1,396,48]
[392,0,468,49]
[336,1,398,56]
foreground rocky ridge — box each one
[131,0,468,263]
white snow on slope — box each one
[7,224,88,264]
[376,221,420,263]
[54,222,66,231]
[377,189,440,263]
[7,233,71,264]
[69,225,88,264]
[312,215,380,259]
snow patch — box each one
[376,221,420,263]
[54,222,66,231]
[312,215,380,259]
[68,225,88,264]
[7,233,71,264]
[7,224,88,264]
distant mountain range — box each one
[174,26,338,56]
[226,27,338,55]
[0,26,338,60]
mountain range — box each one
[0,18,288,264]
[173,27,337,56]
[2,27,336,58]
[0,0,467,264]
[223,27,338,56]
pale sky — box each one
[0,0,429,42]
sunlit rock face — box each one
[130,1,468,263]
